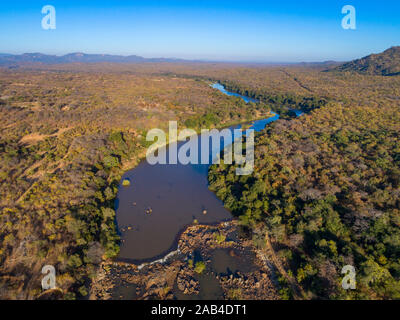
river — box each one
[115,84,281,263]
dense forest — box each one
[209,66,400,299]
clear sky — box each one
[0,0,399,62]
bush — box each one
[103,155,119,169]
[214,232,226,244]
[78,286,88,297]
[227,288,242,300]
[194,261,206,274]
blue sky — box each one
[0,0,399,62]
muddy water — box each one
[116,84,279,263]
[112,282,139,300]
[211,248,257,275]
[173,247,259,300]
[173,272,224,300]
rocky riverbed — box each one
[90,221,279,300]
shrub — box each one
[78,286,88,297]
[214,232,226,244]
[227,288,242,300]
[103,155,119,169]
[194,261,206,274]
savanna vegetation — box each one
[0,66,269,299]
[209,61,400,299]
[1,50,400,300]
[334,46,400,76]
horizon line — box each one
[0,51,347,65]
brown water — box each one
[116,85,280,263]
[173,272,224,300]
[210,248,257,275]
[116,138,235,263]
[172,247,258,300]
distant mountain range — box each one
[334,46,400,76]
[0,53,343,66]
[0,52,185,65]
[1,47,400,74]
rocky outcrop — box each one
[176,269,200,295]
[90,221,279,300]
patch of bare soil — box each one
[19,127,73,146]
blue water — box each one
[211,83,258,103]
[291,109,304,117]
[212,82,303,120]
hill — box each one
[334,46,400,76]
[0,52,185,65]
